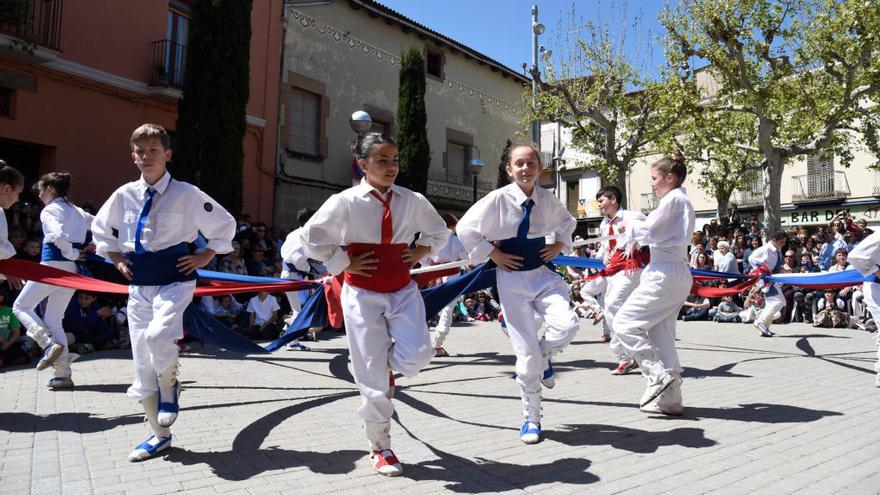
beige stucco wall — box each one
[276,2,525,228]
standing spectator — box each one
[742,236,762,273]
[818,229,846,271]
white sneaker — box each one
[755,321,774,337]
[639,372,675,407]
[640,377,683,415]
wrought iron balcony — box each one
[427,170,493,205]
[791,170,850,203]
[640,191,658,215]
[737,177,764,207]
[151,39,187,88]
[0,0,62,51]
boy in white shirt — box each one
[458,144,579,444]
[246,291,281,340]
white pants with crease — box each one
[497,266,580,423]
[861,282,880,375]
[126,280,195,400]
[603,269,641,362]
[758,283,786,327]
[615,261,691,385]
[342,280,433,424]
[13,260,78,378]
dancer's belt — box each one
[496,237,553,271]
[41,242,84,262]
[344,243,411,293]
[127,242,198,286]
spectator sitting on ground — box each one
[218,241,248,276]
[63,291,118,351]
[245,291,281,340]
[710,295,743,323]
[680,294,711,321]
[813,291,855,328]
[0,289,30,367]
[246,248,274,277]
[472,291,500,321]
[16,237,41,262]
[457,298,477,321]
[214,295,246,330]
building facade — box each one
[276,0,527,228]
[0,0,282,221]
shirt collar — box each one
[605,208,624,223]
[138,171,171,196]
[355,178,400,199]
[503,182,533,206]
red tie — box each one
[369,190,393,244]
[608,217,617,251]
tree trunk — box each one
[715,191,731,220]
[616,165,628,210]
[762,154,785,238]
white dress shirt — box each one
[0,208,15,260]
[281,227,310,273]
[300,180,449,276]
[429,233,467,264]
[748,243,781,273]
[457,183,576,265]
[623,187,695,263]
[92,171,236,258]
[598,208,645,258]
[42,198,93,260]
[848,231,880,276]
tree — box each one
[395,48,431,194]
[497,139,512,188]
[663,0,880,234]
[528,4,685,209]
[174,0,252,216]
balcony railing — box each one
[0,0,62,51]
[640,191,658,215]
[737,177,763,207]
[151,39,187,88]
[791,170,850,203]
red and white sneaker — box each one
[370,449,403,476]
[434,347,449,357]
[611,359,638,375]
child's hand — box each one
[177,251,214,275]
[402,245,431,266]
[107,252,133,281]
[490,248,523,271]
[539,241,565,262]
[5,276,23,291]
[345,250,377,276]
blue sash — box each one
[41,242,84,262]
[127,242,198,286]
[496,237,554,271]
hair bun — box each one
[671,151,685,163]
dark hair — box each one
[36,171,72,198]
[352,132,396,161]
[0,159,25,189]
[595,185,623,204]
[507,143,543,167]
[651,151,687,186]
[440,213,459,229]
[835,248,848,256]
[769,230,788,242]
[131,123,171,150]
[296,208,315,227]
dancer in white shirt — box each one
[614,152,695,416]
[458,144,579,444]
[92,124,236,462]
[845,230,880,387]
[300,133,448,476]
[0,161,24,282]
[13,172,93,389]
[280,208,320,350]
[595,185,647,375]
[747,230,788,337]
[428,213,468,357]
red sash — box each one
[603,248,650,277]
[344,243,411,293]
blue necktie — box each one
[134,187,156,254]
[517,199,534,239]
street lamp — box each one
[349,110,372,186]
[531,5,544,147]
[470,145,485,203]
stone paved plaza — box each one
[1,318,879,494]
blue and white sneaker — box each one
[128,434,172,462]
[541,358,555,389]
[286,341,311,351]
[519,421,541,444]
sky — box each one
[377,0,673,77]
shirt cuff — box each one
[324,248,351,276]
[206,239,234,255]
[468,240,496,265]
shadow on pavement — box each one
[664,402,843,423]
[164,391,361,480]
[0,412,142,433]
[544,423,716,453]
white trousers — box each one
[432,302,455,348]
[281,270,303,318]
[603,269,641,361]
[13,260,77,378]
[615,262,691,385]
[497,267,580,422]
[342,280,433,424]
[126,281,195,400]
[758,283,786,327]
[861,282,880,375]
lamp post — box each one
[531,5,544,147]
[349,110,372,186]
[470,146,484,203]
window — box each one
[446,142,467,183]
[164,5,191,87]
[425,47,444,80]
[0,87,13,118]
[288,88,321,157]
[806,152,834,195]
